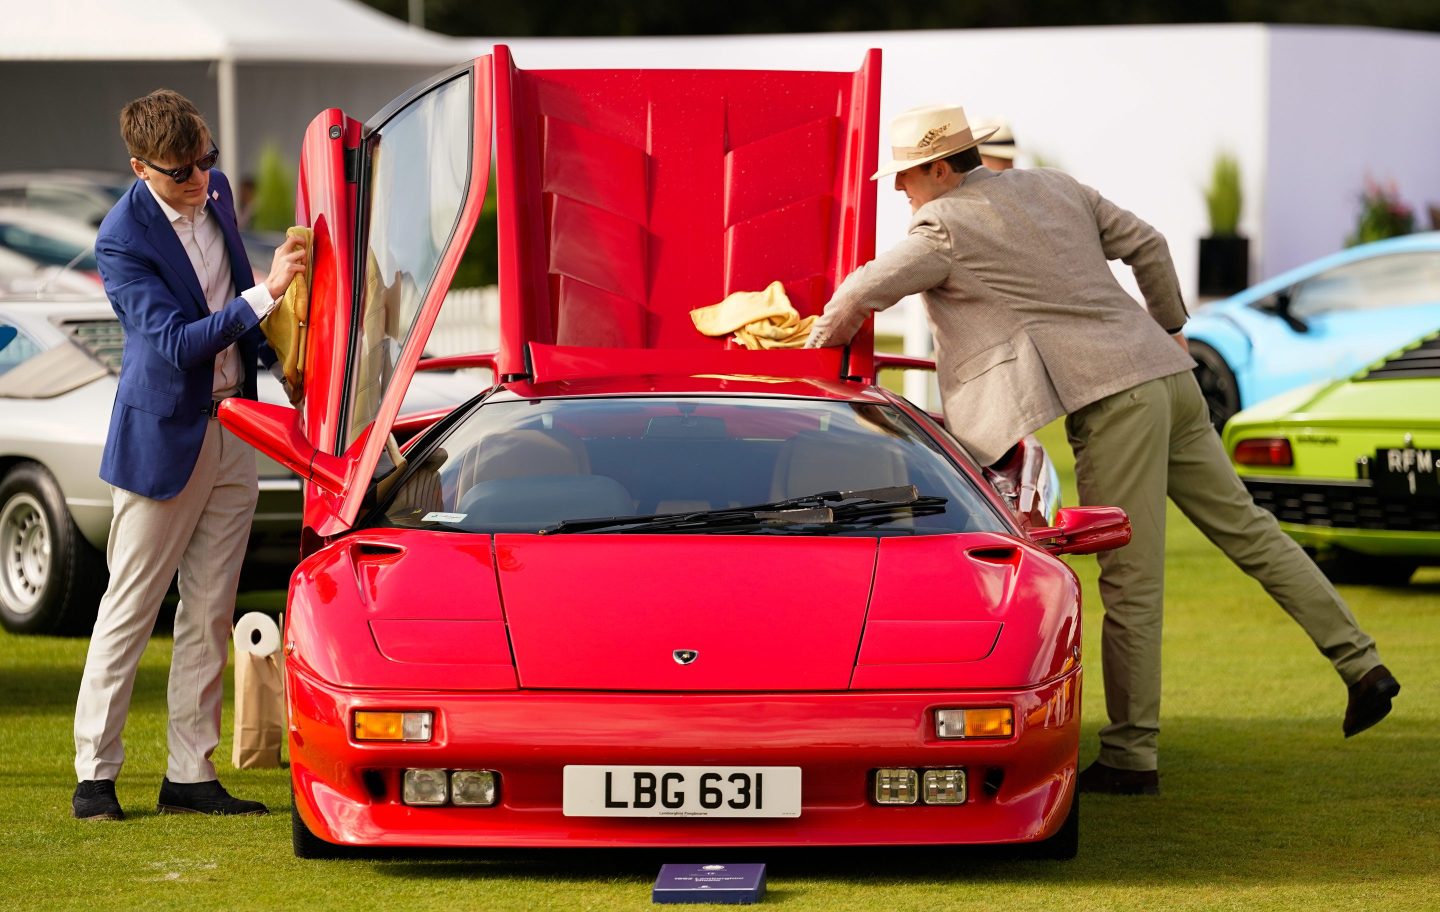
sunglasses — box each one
[137,145,220,184]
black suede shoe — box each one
[157,778,268,816]
[73,779,124,820]
[1077,760,1160,796]
[1343,665,1401,738]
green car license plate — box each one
[1373,447,1440,498]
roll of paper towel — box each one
[233,612,281,657]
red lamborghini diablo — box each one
[220,47,1129,859]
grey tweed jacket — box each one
[811,166,1196,464]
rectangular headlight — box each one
[935,707,1013,739]
[873,768,918,805]
[922,769,967,805]
[354,711,433,742]
[450,770,498,807]
[402,768,449,806]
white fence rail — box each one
[430,286,500,356]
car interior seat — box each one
[770,430,908,501]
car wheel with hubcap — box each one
[1189,341,1241,431]
[0,463,106,635]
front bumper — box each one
[289,666,1080,849]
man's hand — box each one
[264,235,307,301]
[1172,331,1188,353]
[282,376,303,406]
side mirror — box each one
[217,398,347,495]
[1269,289,1310,334]
[1028,506,1131,555]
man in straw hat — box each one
[807,103,1398,794]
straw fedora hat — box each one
[872,104,998,180]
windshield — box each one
[0,218,97,271]
[377,396,1008,536]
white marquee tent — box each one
[0,0,467,177]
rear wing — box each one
[490,45,881,384]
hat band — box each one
[892,128,976,162]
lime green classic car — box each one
[1223,330,1439,585]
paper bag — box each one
[232,649,285,770]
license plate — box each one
[562,765,801,818]
[1373,447,1440,497]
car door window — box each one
[0,321,42,376]
[343,74,472,451]
[1288,251,1440,319]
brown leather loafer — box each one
[1077,760,1159,796]
[1343,664,1401,738]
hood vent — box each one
[62,318,125,374]
[1360,331,1440,381]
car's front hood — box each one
[496,535,876,691]
[286,529,1081,693]
[496,531,1079,692]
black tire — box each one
[1319,550,1418,587]
[292,792,357,859]
[1190,341,1241,431]
[0,463,107,636]
[1030,788,1080,860]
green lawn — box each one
[1,421,1436,912]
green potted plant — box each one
[1198,151,1248,297]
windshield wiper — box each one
[537,485,946,535]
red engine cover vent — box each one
[355,542,405,558]
[966,546,1019,565]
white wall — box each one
[1265,26,1440,277]
[466,25,1271,302]
[469,24,1440,294]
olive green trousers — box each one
[1065,370,1381,772]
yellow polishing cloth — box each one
[260,226,312,403]
[689,281,816,350]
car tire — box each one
[1320,551,1418,587]
[1189,341,1241,431]
[292,791,357,859]
[1027,788,1079,860]
[0,463,107,636]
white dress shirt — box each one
[145,181,275,396]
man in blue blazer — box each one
[72,89,306,820]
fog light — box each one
[450,770,498,807]
[935,707,1013,739]
[922,769,967,805]
[402,768,449,806]
[354,711,433,742]
[873,768,918,805]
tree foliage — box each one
[250,144,296,233]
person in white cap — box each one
[807,103,1398,795]
[974,119,1018,170]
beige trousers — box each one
[74,420,258,783]
[1065,371,1380,772]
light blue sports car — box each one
[1186,232,1440,428]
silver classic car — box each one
[0,292,486,635]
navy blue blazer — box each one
[96,169,277,500]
